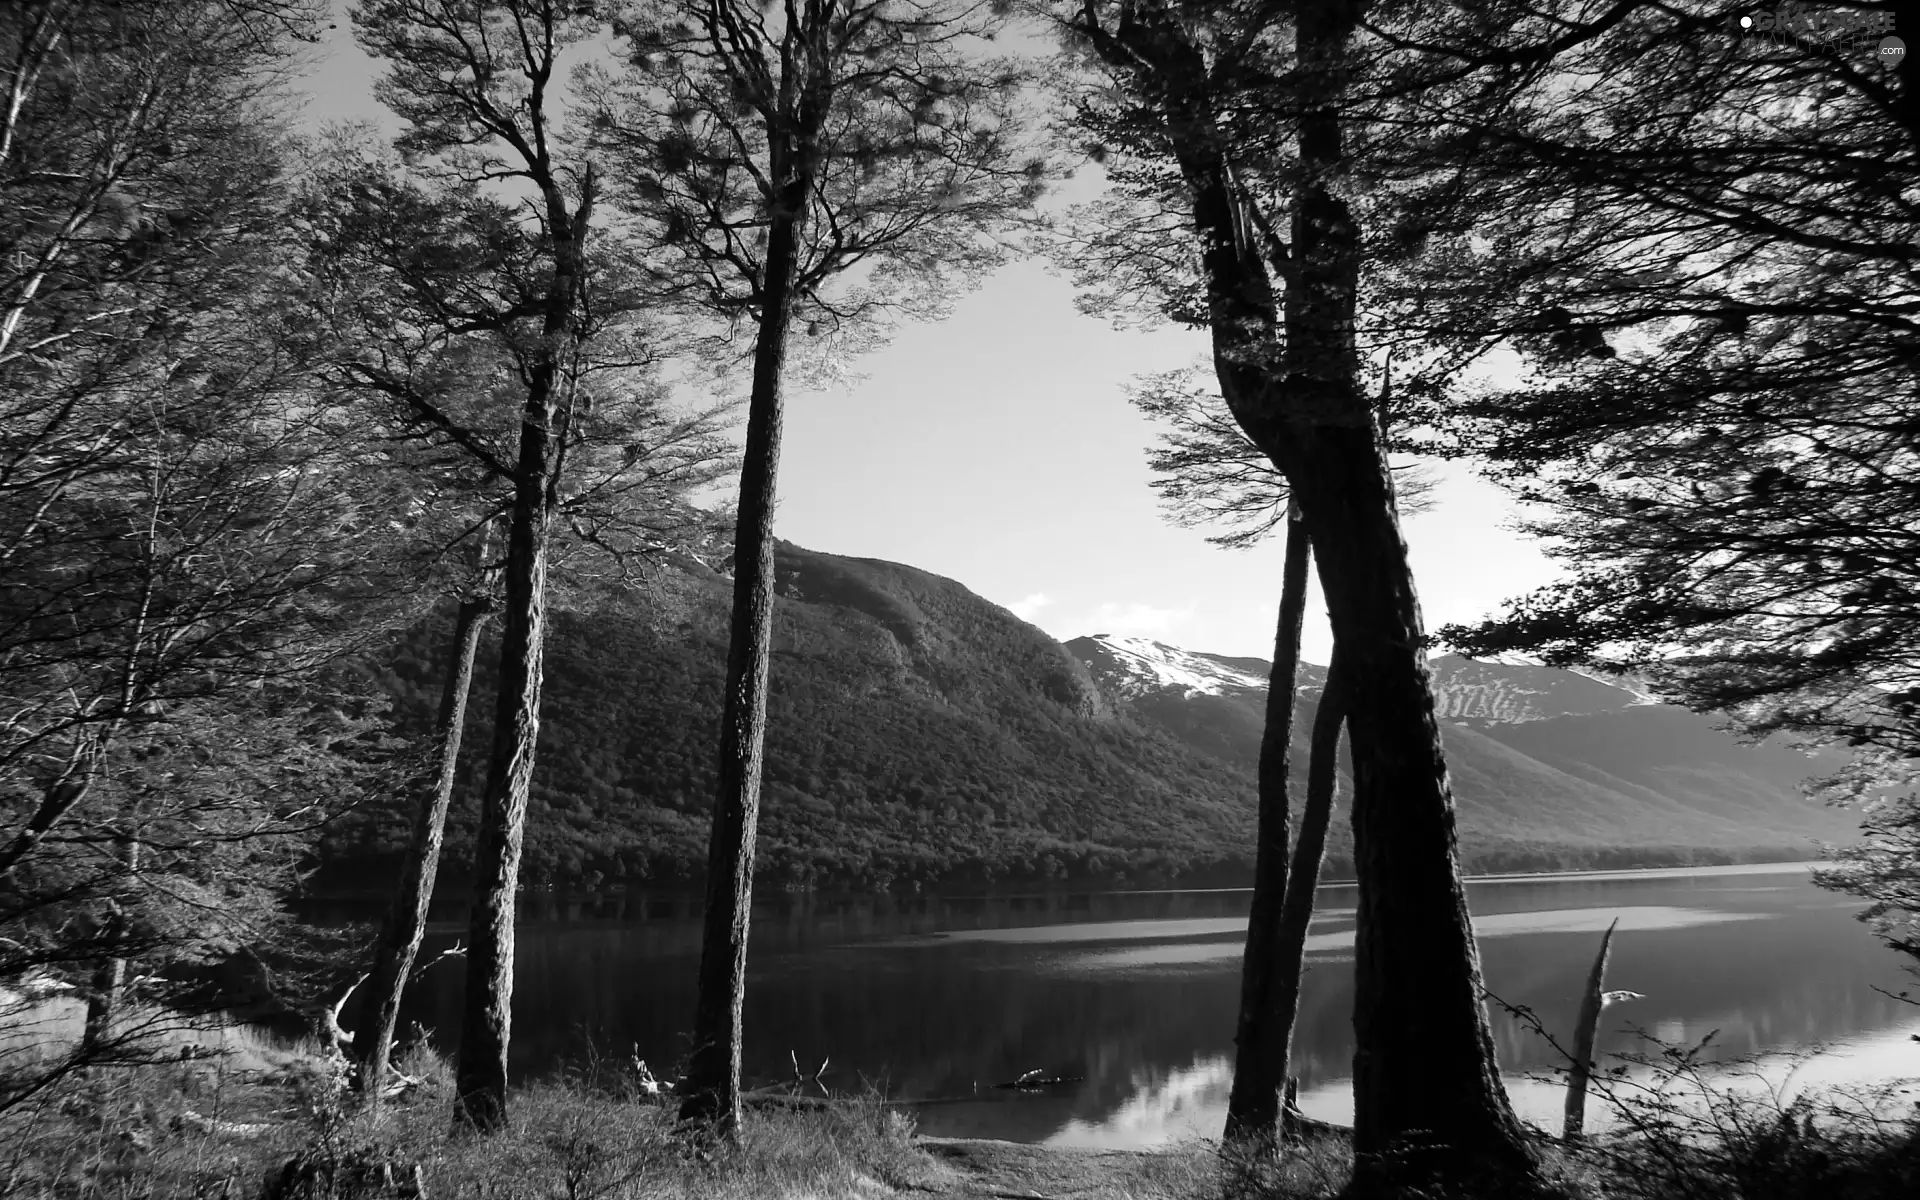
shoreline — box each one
[309,856,1828,909]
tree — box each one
[0,0,418,1103]
[1222,495,1310,1146]
[328,0,730,1129]
[2,0,332,889]
[1060,2,1539,1190]
[1126,368,1422,1147]
[299,131,736,1104]
[1401,6,1916,956]
[349,526,499,1100]
[582,0,1044,1133]
[1815,750,1920,981]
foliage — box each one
[1813,751,1920,978]
[1,0,378,874]
[293,134,738,592]
[1,0,409,1114]
[2,1035,1916,1198]
[1571,1039,1920,1200]
[1126,366,1437,550]
[1367,3,1920,975]
[582,0,1047,356]
[1419,6,1917,766]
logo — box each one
[1733,4,1896,56]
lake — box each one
[385,863,1920,1147]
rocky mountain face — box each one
[336,544,1855,892]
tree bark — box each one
[453,460,552,1131]
[1223,499,1309,1148]
[677,202,803,1137]
[454,193,587,1127]
[355,589,490,1099]
[1274,644,1347,1132]
[1563,918,1618,1142]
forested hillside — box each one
[322,543,1852,892]
[330,543,1262,890]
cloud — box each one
[1081,601,1196,638]
[1008,592,1052,620]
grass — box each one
[0,1032,1915,1199]
[0,1042,939,1199]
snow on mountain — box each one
[1067,634,1273,701]
[1069,634,1648,725]
[1480,651,1666,708]
[1426,654,1653,723]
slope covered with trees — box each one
[338,542,1258,891]
[326,542,1852,892]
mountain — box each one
[327,543,1856,892]
[337,543,1258,891]
[1064,635,1854,870]
[1426,654,1660,723]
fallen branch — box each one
[407,943,465,985]
[173,1109,273,1139]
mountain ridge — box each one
[1063,633,1852,867]
[326,542,1854,891]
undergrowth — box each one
[0,1043,929,1199]
[1,1034,1915,1199]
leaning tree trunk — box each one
[1223,499,1310,1148]
[356,587,492,1099]
[1290,431,1533,1197]
[1563,917,1618,1142]
[677,203,804,1137]
[1273,645,1348,1137]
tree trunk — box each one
[450,150,590,1129]
[1274,645,1347,1137]
[81,903,128,1056]
[1280,13,1532,1185]
[356,590,490,1098]
[1563,918,1618,1142]
[454,414,562,1134]
[1223,499,1309,1148]
[677,204,802,1137]
[81,826,138,1057]
[1305,461,1532,1194]
[1174,29,1528,1200]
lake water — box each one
[388,863,1920,1147]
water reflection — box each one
[367,864,1920,1147]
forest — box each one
[2,1,1916,1198]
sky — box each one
[291,6,1562,665]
